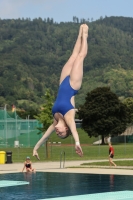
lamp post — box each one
[15,113,18,141]
[4,104,7,147]
[28,115,30,147]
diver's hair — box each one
[62,129,72,139]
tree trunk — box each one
[45,141,48,158]
[101,135,105,145]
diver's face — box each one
[55,126,68,138]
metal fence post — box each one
[60,151,65,168]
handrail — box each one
[60,151,65,168]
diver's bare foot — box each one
[78,24,84,37]
[82,24,89,37]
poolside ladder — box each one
[60,151,65,169]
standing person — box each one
[33,24,89,159]
[109,143,117,167]
[22,157,35,172]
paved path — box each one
[1,158,133,175]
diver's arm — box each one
[65,112,83,157]
[68,119,80,142]
[33,122,56,160]
[67,119,83,157]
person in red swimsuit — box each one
[109,143,116,167]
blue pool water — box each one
[0,172,133,200]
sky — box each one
[0,0,133,22]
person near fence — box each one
[109,143,117,167]
[22,156,35,172]
[33,24,89,159]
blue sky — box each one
[0,0,133,22]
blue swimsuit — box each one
[52,76,78,116]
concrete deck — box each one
[0,159,133,175]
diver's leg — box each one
[59,25,83,84]
[70,24,88,90]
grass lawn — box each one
[81,160,133,167]
[0,129,133,164]
[0,143,133,163]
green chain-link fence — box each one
[0,108,42,147]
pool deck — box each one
[0,158,133,175]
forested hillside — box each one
[0,16,133,110]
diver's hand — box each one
[75,142,83,157]
[33,150,40,160]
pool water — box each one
[0,172,133,200]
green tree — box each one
[78,87,128,144]
[34,89,54,133]
[16,108,39,119]
[123,97,133,124]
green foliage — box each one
[0,17,133,109]
[34,89,54,133]
[16,108,39,119]
[122,97,133,124]
[78,87,129,141]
